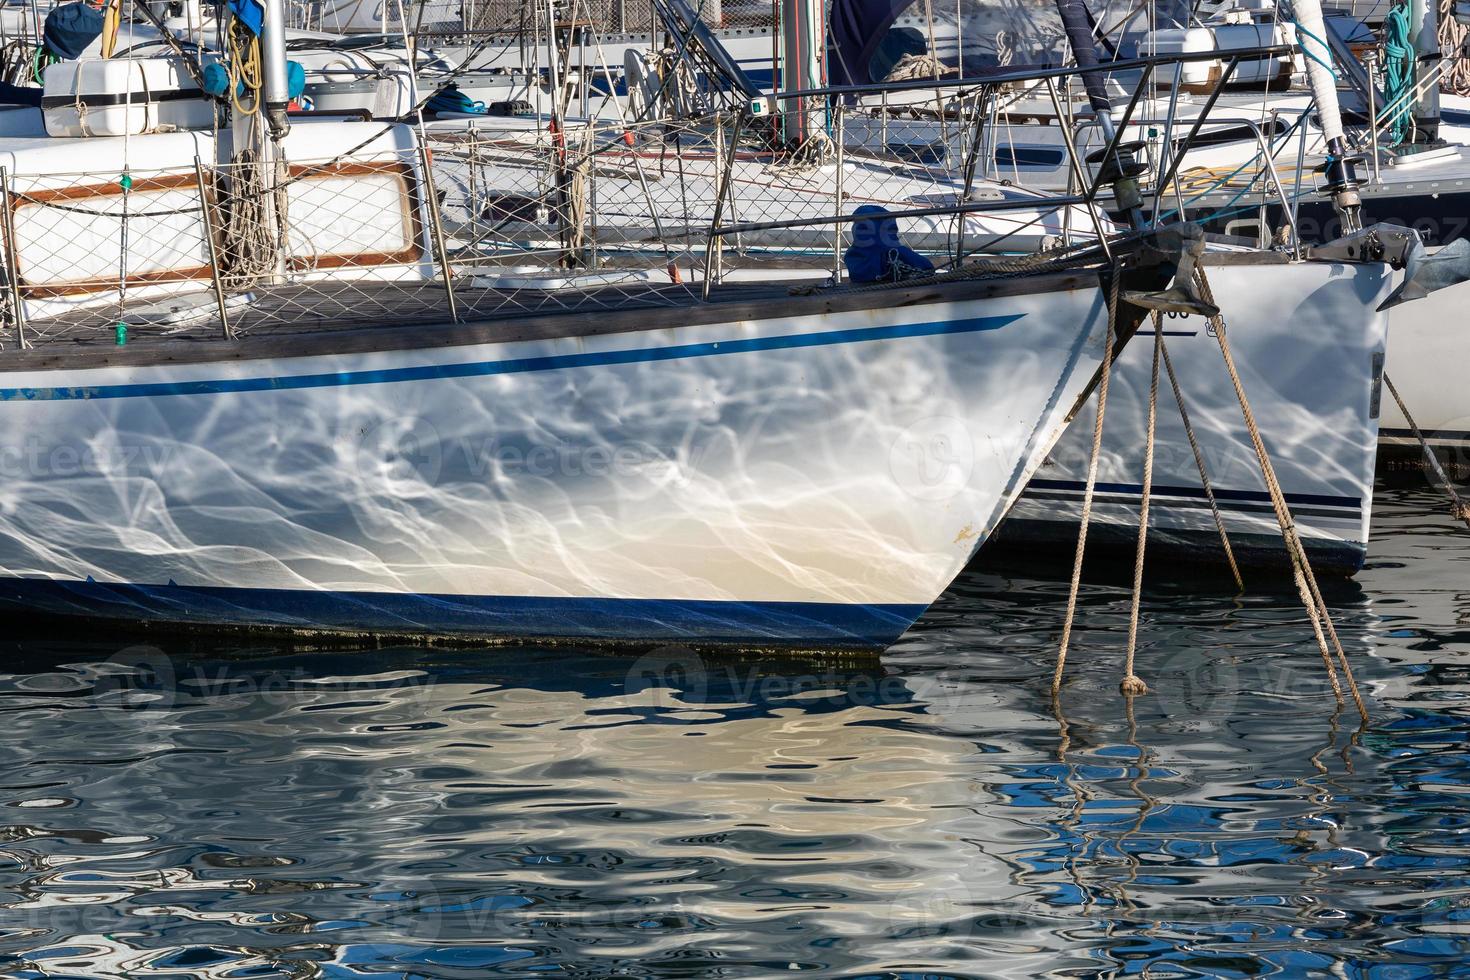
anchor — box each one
[1120,224,1220,317]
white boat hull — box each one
[1379,279,1470,473]
[0,284,1109,646]
[995,259,1392,574]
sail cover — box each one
[829,0,915,87]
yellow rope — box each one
[1176,166,1264,194]
[229,28,262,116]
[101,0,121,58]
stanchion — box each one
[195,157,233,339]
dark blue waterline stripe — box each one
[992,517,1367,574]
[1021,489,1356,521]
[0,578,926,648]
[1023,490,1352,520]
[1380,427,1470,442]
[1027,478,1361,509]
[0,313,1023,403]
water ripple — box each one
[0,485,1466,976]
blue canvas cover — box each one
[42,3,104,60]
[826,0,1158,88]
[843,205,934,283]
[827,0,915,88]
[228,0,264,36]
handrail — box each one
[705,46,1300,254]
[1118,114,1303,255]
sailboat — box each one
[1166,0,1470,466]
[0,0,1135,648]
[0,0,1438,647]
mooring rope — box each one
[1193,266,1368,721]
[1120,324,1161,698]
[1384,371,1470,529]
[1158,326,1244,590]
[1052,264,1119,698]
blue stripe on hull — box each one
[0,313,1022,403]
[0,579,926,649]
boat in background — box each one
[827,0,1470,461]
[994,255,1391,573]
[817,0,1470,569]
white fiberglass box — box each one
[1142,23,1297,90]
[42,57,214,138]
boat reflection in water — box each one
[2,513,1467,978]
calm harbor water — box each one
[0,482,1467,978]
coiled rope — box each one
[995,30,1016,68]
[1439,0,1470,95]
[0,39,32,86]
[1383,3,1417,146]
[31,47,57,84]
[883,53,950,82]
[217,146,284,288]
[228,22,262,116]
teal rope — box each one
[31,46,56,84]
[1382,2,1416,147]
[1293,20,1339,77]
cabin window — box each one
[887,142,947,166]
[994,146,1065,168]
[1184,119,1292,150]
[9,174,212,296]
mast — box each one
[1053,0,1146,227]
[778,0,825,145]
[1407,0,1443,146]
[1055,0,1112,120]
[261,0,292,140]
